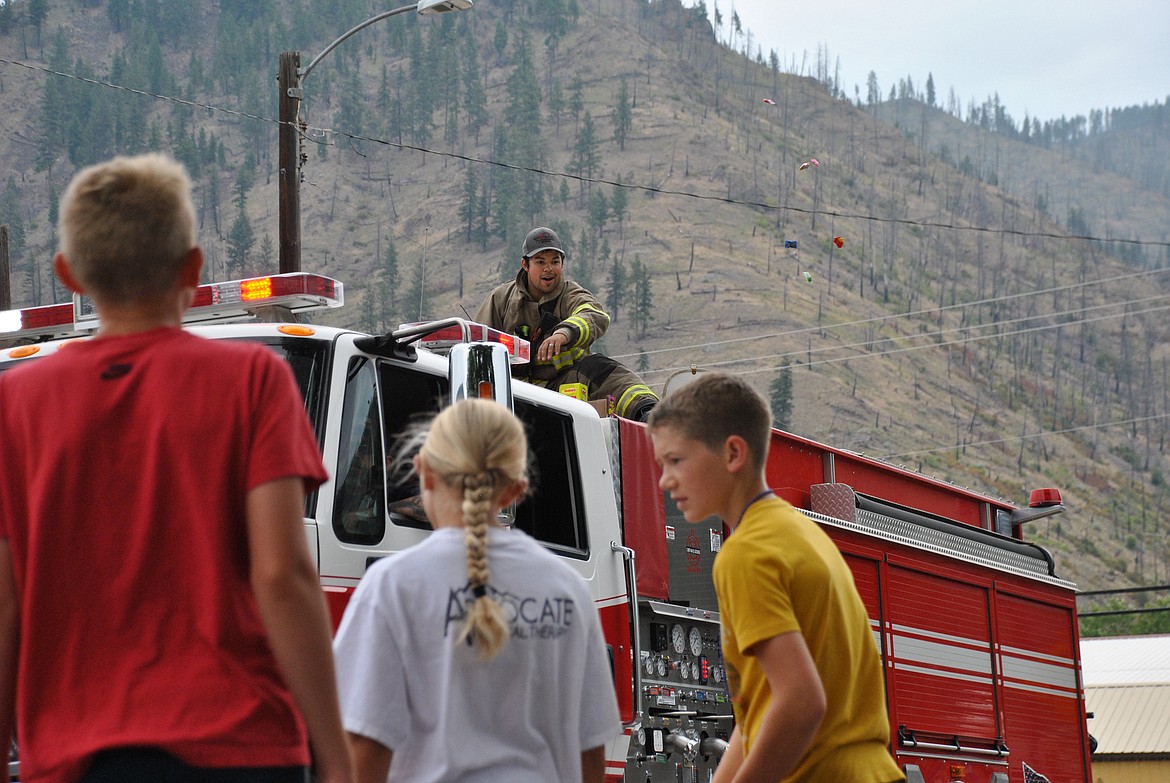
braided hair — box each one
[418,399,529,660]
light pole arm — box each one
[277,0,472,275]
[299,4,421,87]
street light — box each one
[278,0,474,274]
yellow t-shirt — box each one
[713,495,904,783]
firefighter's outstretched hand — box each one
[538,332,568,362]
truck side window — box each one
[334,358,387,545]
[379,363,447,531]
[513,400,589,558]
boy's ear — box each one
[180,247,204,288]
[723,435,752,474]
[53,253,85,295]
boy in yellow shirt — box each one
[648,373,904,783]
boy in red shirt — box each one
[0,154,352,783]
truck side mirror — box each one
[448,342,514,410]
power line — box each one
[0,56,277,128]
[4,55,1169,251]
[9,57,1166,464]
[880,413,1170,460]
[642,296,1170,380]
[320,123,1170,249]
[613,265,1170,362]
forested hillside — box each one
[2,0,1169,611]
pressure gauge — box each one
[634,728,646,747]
[680,661,689,679]
[656,657,668,678]
[671,623,686,654]
[691,661,700,681]
[644,656,656,676]
[713,665,724,684]
[689,627,703,657]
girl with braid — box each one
[333,399,621,783]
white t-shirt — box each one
[334,527,622,783]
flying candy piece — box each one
[763,98,776,105]
[798,162,810,171]
[802,271,814,283]
[833,236,844,248]
[784,239,799,249]
[810,158,820,167]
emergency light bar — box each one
[0,302,76,339]
[0,273,344,345]
[72,272,344,328]
[395,319,531,365]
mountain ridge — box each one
[1,0,1168,603]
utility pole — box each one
[0,226,10,309]
[275,1,473,277]
[278,51,301,274]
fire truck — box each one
[1,273,1093,783]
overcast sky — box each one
[723,0,1170,123]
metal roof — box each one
[1085,683,1170,754]
[1081,634,1170,686]
[1081,635,1170,755]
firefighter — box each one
[474,226,658,421]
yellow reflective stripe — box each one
[571,302,606,316]
[542,346,587,371]
[564,315,591,347]
[569,302,611,344]
[615,384,657,416]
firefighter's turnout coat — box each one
[475,271,657,420]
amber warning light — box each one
[1,273,343,344]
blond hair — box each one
[418,399,529,659]
[58,153,197,304]
[648,373,772,471]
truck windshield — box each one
[246,336,331,429]
[0,335,330,425]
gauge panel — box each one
[671,623,686,654]
[689,626,703,656]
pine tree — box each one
[226,209,255,277]
[378,239,400,332]
[27,0,48,52]
[462,45,488,143]
[1,177,26,263]
[568,78,584,131]
[462,167,479,243]
[258,233,275,270]
[631,255,653,339]
[770,362,794,431]
[611,180,629,234]
[492,20,508,63]
[404,250,430,321]
[588,189,609,237]
[607,254,626,322]
[359,288,378,334]
[503,31,545,220]
[612,77,632,150]
[569,111,599,195]
[548,77,565,136]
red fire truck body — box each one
[0,274,1091,783]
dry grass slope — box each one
[2,0,1168,592]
